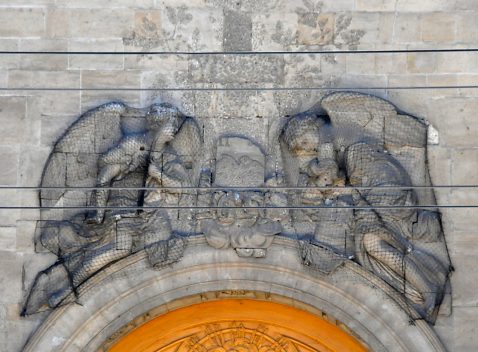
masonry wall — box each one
[0,1,477,351]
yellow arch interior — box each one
[109,299,367,352]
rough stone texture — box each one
[0,0,477,351]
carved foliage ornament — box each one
[23,92,452,324]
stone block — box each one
[46,8,69,38]
[0,40,19,69]
[396,0,456,12]
[320,54,346,75]
[436,52,478,74]
[456,13,478,43]
[40,115,79,147]
[150,7,223,52]
[8,70,80,89]
[427,97,478,147]
[223,10,252,51]
[421,13,455,43]
[80,71,142,109]
[0,251,22,303]
[61,0,154,7]
[123,9,164,51]
[374,54,407,74]
[189,55,284,85]
[19,39,68,71]
[0,96,26,145]
[355,0,396,11]
[452,308,478,351]
[0,70,6,88]
[1,0,53,4]
[0,189,20,227]
[427,145,452,187]
[15,221,36,254]
[426,74,458,86]
[69,39,124,70]
[283,54,327,87]
[407,52,437,74]
[333,13,380,49]
[345,54,375,75]
[450,248,478,305]
[252,13,298,51]
[393,13,421,44]
[0,8,45,37]
[451,149,478,185]
[27,91,80,118]
[17,146,51,190]
[64,9,135,38]
[0,227,16,252]
[297,13,334,46]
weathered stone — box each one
[251,13,298,51]
[451,148,478,185]
[188,55,285,85]
[8,70,80,89]
[19,39,68,70]
[427,97,478,147]
[421,13,455,43]
[0,252,22,303]
[396,0,456,12]
[452,307,478,351]
[355,0,396,11]
[393,13,421,44]
[0,8,45,37]
[297,13,334,46]
[223,10,252,51]
[0,40,20,69]
[0,227,16,252]
[80,71,142,109]
[65,9,135,38]
[407,53,437,74]
[69,39,124,70]
[456,13,478,43]
[0,96,26,145]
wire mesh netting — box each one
[20,91,452,324]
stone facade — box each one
[0,0,478,351]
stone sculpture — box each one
[199,136,284,257]
[23,92,452,323]
[22,102,200,315]
[280,92,452,321]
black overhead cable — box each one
[1,86,478,91]
[1,48,478,55]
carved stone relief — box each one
[23,92,452,324]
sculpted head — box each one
[146,102,184,131]
[281,113,327,157]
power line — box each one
[1,48,478,55]
[0,205,476,210]
[1,85,478,92]
[2,185,478,190]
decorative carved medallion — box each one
[23,92,452,324]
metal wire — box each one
[1,48,478,55]
[1,205,477,210]
[0,185,477,190]
[1,86,478,91]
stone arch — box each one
[23,237,446,352]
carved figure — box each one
[280,92,452,321]
[87,103,188,224]
[23,92,451,324]
[23,102,201,315]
